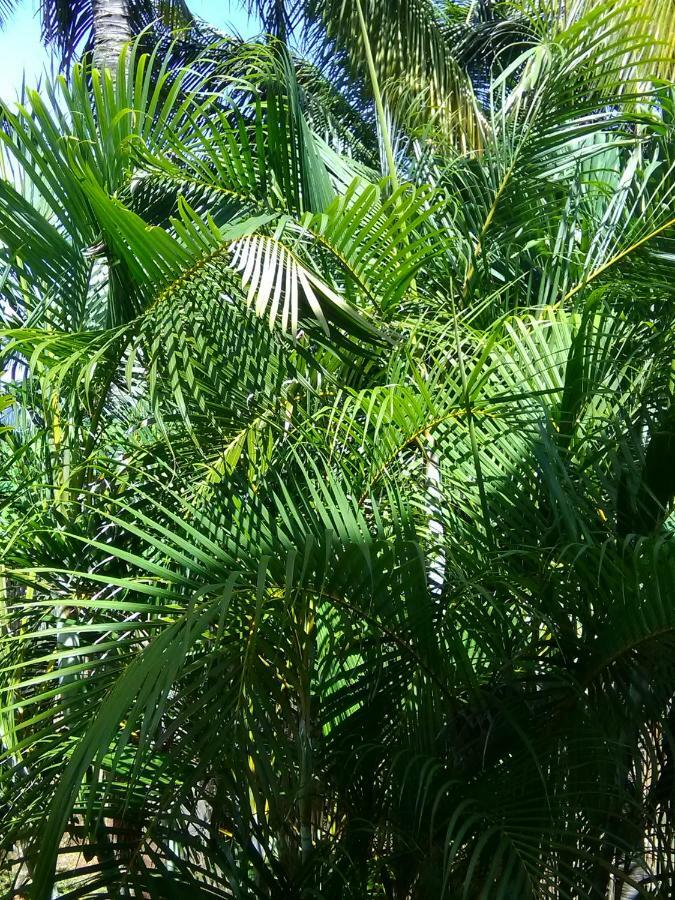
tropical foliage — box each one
[0,1,674,898]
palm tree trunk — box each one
[92,0,131,71]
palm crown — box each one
[0,2,674,898]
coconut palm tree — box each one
[91,0,131,68]
[0,0,192,67]
[0,1,674,898]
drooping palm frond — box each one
[250,0,485,150]
[464,0,675,90]
[571,0,675,85]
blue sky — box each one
[0,0,259,102]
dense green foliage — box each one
[0,1,674,897]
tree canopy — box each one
[0,1,674,898]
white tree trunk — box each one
[92,0,132,71]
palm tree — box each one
[0,2,674,899]
[91,0,131,69]
[0,0,191,67]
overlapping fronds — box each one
[0,5,674,899]
[250,0,485,150]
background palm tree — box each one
[0,0,192,66]
[0,1,674,899]
[91,0,131,69]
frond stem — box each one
[354,0,399,190]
